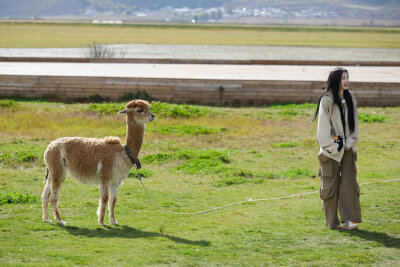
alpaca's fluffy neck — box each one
[126,117,145,159]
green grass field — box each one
[0,99,399,266]
[1,21,400,48]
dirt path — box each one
[1,62,399,83]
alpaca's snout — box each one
[149,113,155,121]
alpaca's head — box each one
[118,99,155,124]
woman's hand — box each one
[345,147,350,151]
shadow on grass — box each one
[59,224,210,246]
[341,229,400,249]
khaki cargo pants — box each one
[318,150,362,228]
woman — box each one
[313,67,361,230]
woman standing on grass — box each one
[313,67,361,230]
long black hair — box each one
[313,67,355,134]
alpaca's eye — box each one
[138,109,143,113]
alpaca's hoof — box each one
[56,220,67,225]
[98,221,106,227]
[110,219,119,225]
[43,218,52,223]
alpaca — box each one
[42,99,155,226]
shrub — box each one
[0,142,44,166]
[359,113,387,123]
[0,192,39,205]
[87,42,115,58]
[73,94,110,103]
[123,90,157,102]
[232,99,241,107]
[142,153,172,163]
[0,99,19,108]
[269,103,317,109]
[278,109,298,116]
[128,168,153,179]
[143,149,231,175]
[85,101,213,117]
[150,102,210,118]
[175,150,231,175]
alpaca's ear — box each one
[118,108,133,114]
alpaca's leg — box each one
[48,163,66,225]
[108,185,118,225]
[97,183,109,226]
[42,177,52,223]
[45,146,67,224]
[50,179,66,225]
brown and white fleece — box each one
[42,99,155,226]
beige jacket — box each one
[317,91,359,162]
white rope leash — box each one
[136,169,400,216]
